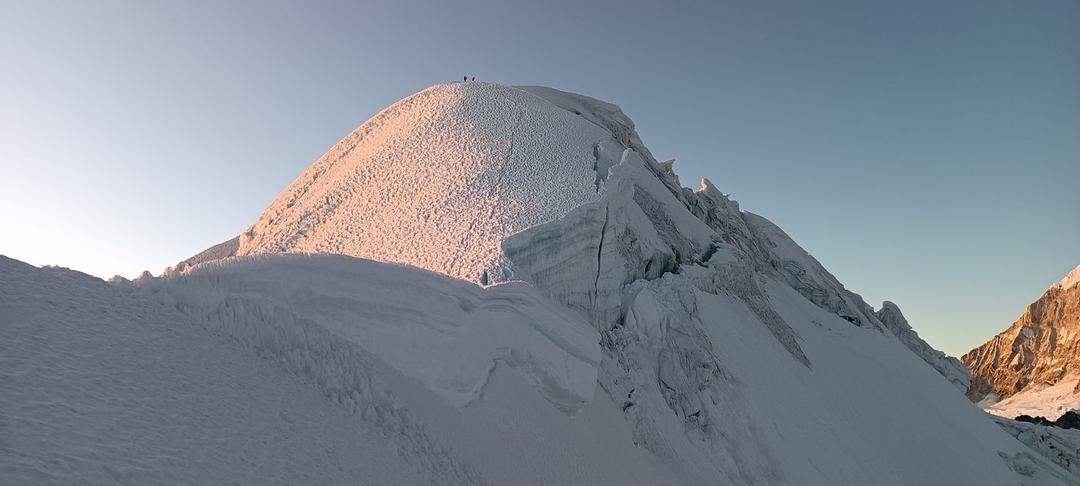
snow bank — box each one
[0,256,477,485]
[149,254,600,411]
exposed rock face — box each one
[963,267,1080,406]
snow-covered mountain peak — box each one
[229,82,645,284]
[190,82,970,388]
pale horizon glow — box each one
[1,0,1078,357]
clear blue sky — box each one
[2,0,1077,356]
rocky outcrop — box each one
[963,267,1080,404]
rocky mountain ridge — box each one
[964,265,1080,417]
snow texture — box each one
[233,82,614,284]
[0,256,469,485]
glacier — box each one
[2,81,1074,485]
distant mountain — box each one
[964,265,1080,418]
[5,82,1073,484]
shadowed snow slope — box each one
[151,254,600,411]
[0,256,463,485]
[1,255,678,486]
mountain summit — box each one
[230,83,623,283]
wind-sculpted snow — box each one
[231,82,615,284]
[0,256,478,485]
[678,179,971,391]
[501,148,715,329]
[486,88,1046,482]
[154,254,600,411]
[3,254,697,485]
[516,85,660,167]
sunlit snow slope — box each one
[228,82,616,284]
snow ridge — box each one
[964,265,1080,417]
[1052,264,1080,291]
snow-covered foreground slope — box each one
[5,252,1071,485]
[224,82,614,284]
[6,81,1074,484]
[0,256,451,485]
[1,255,682,485]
